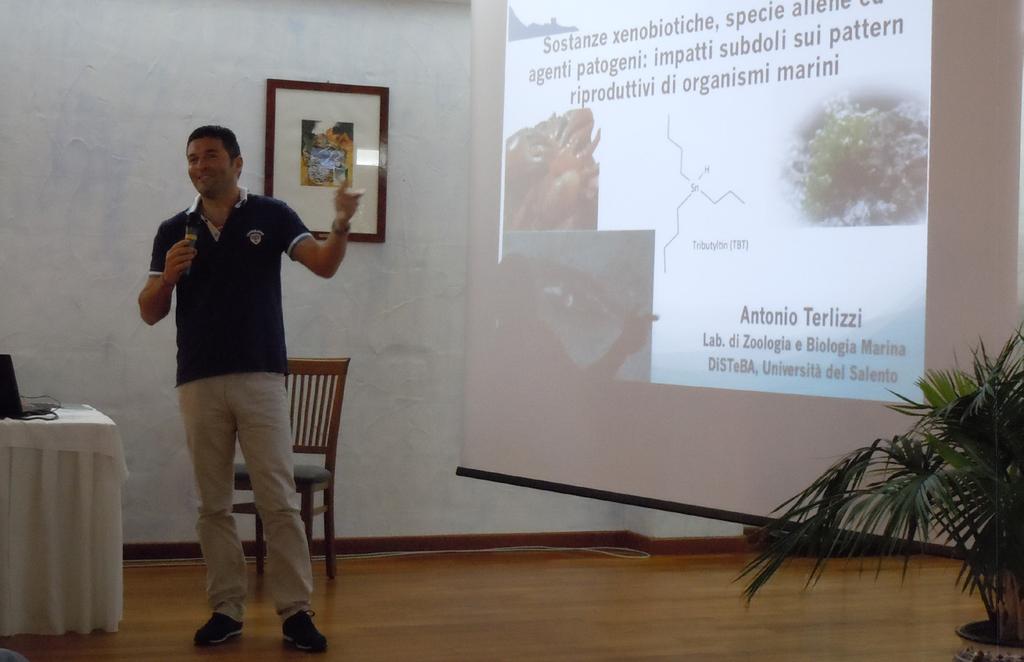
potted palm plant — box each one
[740,331,1024,661]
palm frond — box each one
[741,328,1024,610]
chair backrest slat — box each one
[300,374,311,447]
[286,358,350,474]
[307,374,320,448]
[301,373,312,445]
[313,374,331,450]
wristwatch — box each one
[331,217,351,236]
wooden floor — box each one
[2,551,986,661]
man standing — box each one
[139,126,360,652]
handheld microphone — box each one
[184,211,200,276]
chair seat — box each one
[234,462,332,485]
[294,464,332,485]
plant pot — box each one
[955,620,1024,661]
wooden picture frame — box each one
[265,78,388,243]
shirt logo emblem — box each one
[247,230,264,246]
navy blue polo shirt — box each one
[149,191,312,386]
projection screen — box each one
[461,0,1022,522]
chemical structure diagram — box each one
[663,115,745,273]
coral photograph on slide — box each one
[787,95,929,227]
[503,108,600,232]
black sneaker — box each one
[282,610,327,652]
[193,612,243,646]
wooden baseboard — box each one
[123,530,753,562]
[741,526,959,559]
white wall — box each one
[0,0,739,543]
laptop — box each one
[0,354,58,419]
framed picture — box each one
[265,78,389,243]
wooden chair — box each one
[232,357,350,579]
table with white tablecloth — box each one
[0,406,127,636]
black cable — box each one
[18,394,62,420]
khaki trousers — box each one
[178,372,313,622]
